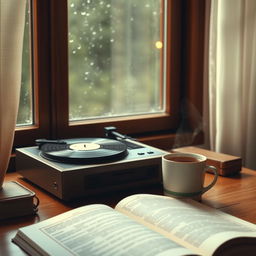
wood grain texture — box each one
[172,146,242,176]
[1,168,256,255]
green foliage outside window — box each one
[17,0,164,125]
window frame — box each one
[13,0,205,150]
[49,0,180,139]
[14,0,51,147]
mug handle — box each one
[202,165,218,194]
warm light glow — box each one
[155,41,163,49]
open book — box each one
[13,194,256,256]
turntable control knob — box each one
[53,181,58,190]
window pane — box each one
[68,0,165,121]
[17,0,33,126]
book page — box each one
[116,194,256,256]
[13,204,197,256]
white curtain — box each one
[206,0,256,170]
[0,0,26,188]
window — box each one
[14,0,205,149]
[17,1,33,126]
[68,0,165,120]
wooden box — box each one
[172,146,242,176]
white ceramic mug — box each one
[162,153,218,201]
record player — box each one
[16,127,167,201]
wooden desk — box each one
[1,168,256,255]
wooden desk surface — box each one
[1,168,256,255]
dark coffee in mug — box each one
[162,152,218,201]
[167,156,200,163]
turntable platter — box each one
[39,138,128,164]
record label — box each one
[69,143,100,151]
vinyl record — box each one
[39,138,128,164]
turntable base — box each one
[16,139,167,201]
